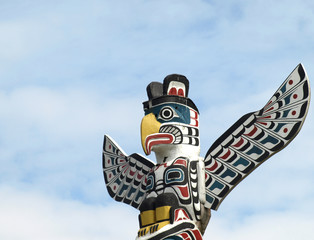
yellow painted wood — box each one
[140,209,156,227]
[156,206,171,222]
[140,113,161,154]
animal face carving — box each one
[140,74,200,159]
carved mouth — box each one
[144,125,184,155]
[159,125,183,144]
[145,133,175,155]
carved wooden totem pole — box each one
[103,64,310,239]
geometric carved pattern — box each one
[103,135,155,209]
[204,64,311,210]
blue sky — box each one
[1,0,314,239]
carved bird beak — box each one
[141,113,174,155]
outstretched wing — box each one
[204,64,310,210]
[103,135,155,209]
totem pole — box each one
[103,64,310,239]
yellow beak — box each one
[141,113,161,155]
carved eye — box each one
[146,175,154,191]
[164,168,186,185]
[159,106,177,121]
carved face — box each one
[145,158,191,203]
[141,101,200,159]
[141,74,200,161]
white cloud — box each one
[0,185,139,240]
[205,205,314,240]
[0,85,145,204]
[0,85,143,144]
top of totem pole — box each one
[102,64,311,240]
[143,74,199,113]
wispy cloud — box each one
[0,185,139,240]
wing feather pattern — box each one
[204,64,311,210]
[103,135,155,209]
